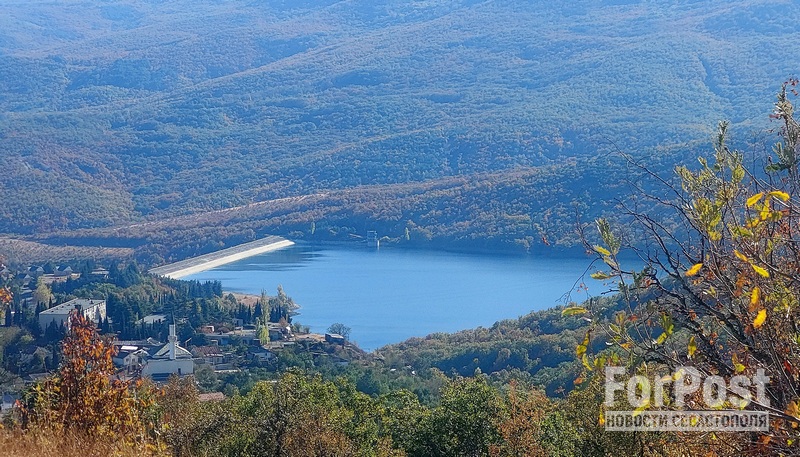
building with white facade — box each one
[38,298,106,331]
[141,324,194,380]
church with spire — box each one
[141,324,194,380]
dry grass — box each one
[0,428,167,457]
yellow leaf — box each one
[590,271,612,280]
[747,192,764,207]
[760,206,771,221]
[594,355,606,369]
[602,256,618,269]
[734,250,749,262]
[684,263,703,277]
[750,287,761,312]
[593,245,611,256]
[753,309,767,329]
[562,306,588,317]
[632,398,650,417]
[582,353,593,371]
[598,411,605,426]
[688,336,697,359]
[731,352,745,373]
[769,190,790,202]
[577,332,589,357]
[752,264,770,278]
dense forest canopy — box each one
[0,0,798,259]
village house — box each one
[136,314,167,326]
[113,346,150,373]
[38,298,106,331]
[112,338,162,352]
[1,393,20,417]
[192,345,227,366]
[266,322,292,341]
[249,346,275,364]
[325,333,346,345]
[204,327,262,346]
[89,268,109,279]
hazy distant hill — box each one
[0,0,796,254]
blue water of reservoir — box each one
[185,244,612,351]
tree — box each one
[489,381,558,457]
[2,286,12,328]
[571,80,800,455]
[158,375,203,455]
[327,323,351,340]
[20,313,155,443]
[419,376,503,457]
[32,280,52,308]
[269,285,297,323]
[0,286,12,307]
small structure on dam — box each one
[366,231,380,248]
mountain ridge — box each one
[0,0,796,258]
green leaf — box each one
[596,218,620,255]
[660,314,674,336]
[732,164,745,183]
[766,163,790,172]
[732,226,753,238]
[687,336,697,359]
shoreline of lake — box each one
[185,243,611,350]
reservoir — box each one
[185,244,608,351]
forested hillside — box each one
[1,0,797,257]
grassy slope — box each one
[0,0,796,254]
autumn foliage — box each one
[571,80,800,455]
[19,313,156,444]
